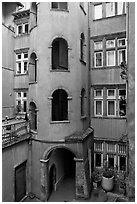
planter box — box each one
[102,176,114,192]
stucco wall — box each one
[29,2,89,141]
[2,141,30,202]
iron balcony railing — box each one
[2,120,30,146]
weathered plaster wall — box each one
[127,2,135,200]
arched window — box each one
[52,89,68,121]
[29,101,37,130]
[81,88,86,117]
[29,53,37,83]
[80,33,86,62]
[52,38,68,70]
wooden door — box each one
[15,161,26,201]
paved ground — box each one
[23,177,127,202]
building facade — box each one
[2,2,135,202]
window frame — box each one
[16,52,28,75]
[16,91,27,113]
[106,50,116,66]
[51,2,68,11]
[107,100,116,116]
[106,2,115,18]
[94,52,103,67]
[94,152,103,168]
[118,48,127,65]
[107,143,116,153]
[94,4,102,20]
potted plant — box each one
[92,169,102,189]
[102,165,114,192]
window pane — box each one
[107,51,115,66]
[25,24,28,33]
[117,2,126,15]
[96,101,102,115]
[17,63,21,73]
[119,156,126,171]
[108,89,115,97]
[106,40,115,48]
[52,2,58,8]
[95,90,102,97]
[24,53,28,58]
[106,2,115,17]
[108,156,114,168]
[95,142,102,151]
[95,153,101,167]
[108,101,115,115]
[23,101,27,112]
[24,62,27,73]
[94,41,102,50]
[94,4,102,20]
[95,52,102,67]
[59,2,67,10]
[119,144,126,154]
[107,143,115,152]
[24,92,27,97]
[118,49,126,65]
[118,39,126,47]
[17,54,21,60]
[18,92,21,97]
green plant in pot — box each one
[102,162,114,192]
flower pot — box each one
[102,176,114,192]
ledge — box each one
[50,120,70,124]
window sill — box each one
[92,65,121,70]
[81,116,87,120]
[15,33,30,37]
[14,73,28,76]
[29,81,37,85]
[80,59,86,65]
[50,69,70,72]
[50,8,69,12]
[50,120,70,124]
[93,13,126,22]
[92,116,127,119]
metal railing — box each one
[2,120,30,146]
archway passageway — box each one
[48,148,75,202]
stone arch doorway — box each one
[40,146,76,201]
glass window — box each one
[24,53,28,58]
[51,2,67,10]
[17,54,21,60]
[95,142,103,151]
[118,49,126,65]
[106,2,115,17]
[18,25,22,34]
[107,89,115,98]
[107,143,116,152]
[95,153,102,167]
[119,156,126,171]
[94,41,102,50]
[106,40,115,48]
[16,52,28,74]
[95,101,103,116]
[94,4,102,20]
[16,91,27,113]
[118,38,126,47]
[106,50,115,66]
[118,144,126,154]
[95,52,103,67]
[94,89,103,98]
[107,101,115,116]
[24,24,29,34]
[117,2,126,15]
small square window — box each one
[106,40,115,48]
[94,41,102,50]
[17,54,21,60]
[94,89,103,98]
[107,89,115,98]
[118,38,126,47]
[24,53,28,58]
[94,4,102,20]
[24,92,27,97]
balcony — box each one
[2,119,31,148]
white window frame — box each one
[94,142,103,151]
[94,100,103,116]
[107,143,116,152]
[16,52,28,74]
[107,89,116,99]
[94,41,103,50]
[117,2,126,15]
[117,38,127,47]
[106,2,115,17]
[94,4,102,20]
[16,91,27,113]
[94,153,103,168]
[107,100,116,116]
[16,23,29,36]
[107,154,116,168]
[106,39,115,48]
[106,50,115,66]
[118,49,127,65]
[94,52,103,67]
[94,89,103,99]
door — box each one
[15,161,26,201]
